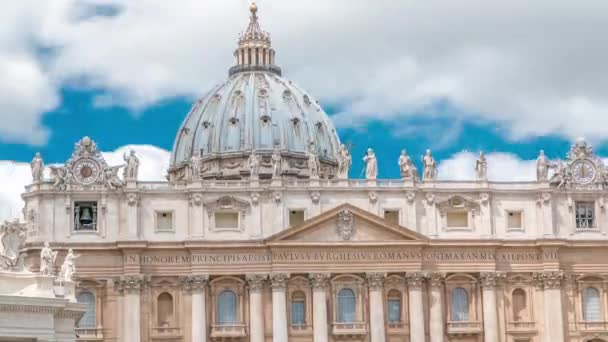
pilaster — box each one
[366,272,386,342]
[247,274,268,342]
[406,272,425,342]
[309,273,330,342]
[271,273,289,342]
[427,273,445,342]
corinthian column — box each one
[309,273,330,342]
[535,272,565,342]
[247,274,268,342]
[480,272,503,342]
[366,273,387,342]
[180,275,209,342]
[427,273,445,342]
[271,273,289,342]
[114,275,148,342]
[406,272,426,342]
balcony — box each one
[76,328,104,341]
[387,321,409,335]
[331,322,367,339]
[210,323,248,340]
[578,321,608,332]
[447,321,483,336]
[150,326,182,340]
[507,321,537,334]
[290,323,313,336]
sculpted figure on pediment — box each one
[190,149,202,180]
[422,149,437,181]
[247,151,260,179]
[123,149,140,181]
[337,144,352,179]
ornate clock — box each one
[73,158,101,185]
[571,159,596,185]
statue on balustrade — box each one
[40,242,58,276]
[123,149,140,181]
[190,149,202,180]
[337,144,352,179]
[398,149,418,180]
[59,249,80,282]
[307,149,320,179]
[30,152,44,182]
[272,149,282,177]
[422,149,437,181]
[475,151,488,181]
[536,150,549,181]
[363,148,378,180]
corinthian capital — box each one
[179,274,209,292]
[426,272,445,289]
[480,272,506,288]
[114,274,149,294]
[246,274,268,292]
[533,271,564,289]
[309,273,330,290]
[406,272,425,289]
[366,272,386,290]
[270,273,289,291]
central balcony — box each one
[447,321,483,336]
[210,323,248,340]
[507,321,537,334]
[331,321,367,339]
[150,326,182,340]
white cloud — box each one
[0,145,170,222]
[438,151,537,181]
[2,0,608,144]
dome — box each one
[169,3,341,180]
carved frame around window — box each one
[204,196,251,232]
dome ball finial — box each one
[250,1,258,15]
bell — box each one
[80,207,93,224]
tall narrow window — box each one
[387,290,402,323]
[157,292,174,327]
[217,290,237,324]
[337,288,356,323]
[512,288,527,321]
[77,291,96,328]
[291,291,306,326]
[583,287,601,321]
[451,287,469,321]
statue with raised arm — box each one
[422,149,437,181]
[363,148,378,180]
[123,149,140,181]
[59,249,80,282]
[536,150,548,181]
[475,151,488,180]
[247,151,260,179]
[31,152,44,182]
[40,242,58,276]
[337,144,352,179]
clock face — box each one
[73,158,100,185]
[571,159,596,185]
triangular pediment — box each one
[267,204,427,243]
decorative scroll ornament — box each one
[189,193,203,207]
[50,136,126,190]
[550,138,607,189]
[336,210,355,241]
[310,191,321,204]
[0,219,28,271]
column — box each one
[247,274,268,342]
[115,275,147,342]
[428,273,445,342]
[480,273,502,342]
[271,273,289,342]
[406,272,426,342]
[366,273,387,342]
[537,272,565,342]
[182,275,209,342]
[309,273,330,342]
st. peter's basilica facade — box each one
[13,3,608,342]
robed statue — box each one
[40,242,58,276]
[363,148,378,180]
[123,149,140,181]
[31,152,44,182]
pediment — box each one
[267,204,427,243]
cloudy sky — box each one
[1,0,607,219]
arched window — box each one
[387,290,402,323]
[291,291,306,326]
[512,288,527,321]
[217,290,237,324]
[157,292,173,327]
[337,288,356,323]
[77,291,96,328]
[583,287,601,322]
[451,287,469,321]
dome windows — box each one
[282,89,292,99]
[228,117,239,126]
[291,117,300,127]
[202,121,211,129]
[303,95,311,106]
[260,115,271,125]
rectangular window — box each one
[215,212,239,230]
[74,202,98,231]
[289,210,305,227]
[384,210,400,224]
[156,211,173,232]
[575,202,595,229]
[291,301,305,325]
[507,211,523,230]
[447,212,468,228]
[387,299,401,322]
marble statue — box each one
[40,242,58,276]
[247,152,260,179]
[30,152,44,182]
[398,149,417,179]
[422,149,437,181]
[337,144,352,179]
[475,151,488,181]
[123,150,140,181]
[0,219,28,270]
[190,149,202,180]
[307,149,320,179]
[50,166,69,190]
[363,148,378,180]
[272,149,282,177]
[104,166,124,190]
[59,249,80,282]
[537,150,549,181]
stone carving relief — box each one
[203,196,251,217]
[336,210,355,240]
[406,272,425,289]
[366,272,386,290]
[189,193,203,207]
[436,195,480,216]
[0,219,28,271]
[309,273,330,289]
[270,273,289,291]
[179,274,209,292]
[310,191,321,204]
[246,273,268,292]
[114,275,150,294]
[480,272,506,288]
